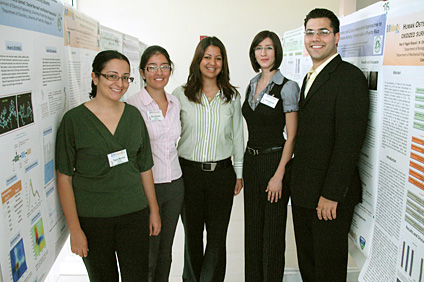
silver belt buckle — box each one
[201,162,217,171]
[248,147,259,155]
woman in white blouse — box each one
[172,36,243,282]
[127,45,183,282]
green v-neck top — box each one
[55,103,153,218]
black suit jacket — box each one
[290,55,369,209]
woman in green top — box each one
[55,50,161,281]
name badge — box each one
[147,110,164,121]
[107,149,129,167]
[260,94,279,108]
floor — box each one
[48,193,360,281]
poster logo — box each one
[360,236,366,250]
[57,13,62,32]
[386,24,400,33]
[373,35,383,54]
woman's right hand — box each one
[70,228,89,257]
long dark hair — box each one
[183,36,238,103]
[139,45,174,82]
[89,50,130,99]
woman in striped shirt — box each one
[127,46,184,282]
[172,36,244,282]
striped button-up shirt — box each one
[127,88,182,184]
[172,86,244,178]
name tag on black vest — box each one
[260,93,278,108]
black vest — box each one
[242,78,288,148]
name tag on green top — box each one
[107,149,129,167]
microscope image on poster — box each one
[0,92,34,135]
[0,95,18,135]
[16,93,34,127]
[10,239,28,282]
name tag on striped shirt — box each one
[147,110,164,121]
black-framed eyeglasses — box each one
[304,29,334,37]
[145,65,172,73]
[96,72,134,83]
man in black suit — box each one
[289,8,369,282]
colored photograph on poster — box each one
[0,95,18,135]
[10,239,28,282]
[16,92,34,127]
[31,218,46,256]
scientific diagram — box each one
[0,92,34,135]
[31,218,46,257]
[26,179,41,213]
[0,95,18,135]
[16,93,34,127]
[10,239,27,282]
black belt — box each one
[246,146,283,155]
[179,157,232,172]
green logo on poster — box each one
[57,14,62,32]
[373,36,382,55]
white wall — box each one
[77,0,340,95]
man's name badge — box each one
[260,94,278,108]
[147,110,164,121]
[107,149,129,167]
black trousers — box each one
[79,209,150,282]
[180,163,236,282]
[292,204,354,282]
[149,178,184,282]
[243,150,289,282]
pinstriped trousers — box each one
[243,150,289,282]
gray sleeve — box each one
[281,80,300,113]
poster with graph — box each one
[0,0,69,281]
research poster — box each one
[338,2,388,257]
[138,41,149,90]
[281,1,424,281]
[122,34,142,101]
[0,1,149,281]
[359,1,424,281]
[63,5,100,110]
[0,1,69,282]
[100,25,124,53]
[280,26,311,85]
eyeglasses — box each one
[96,73,134,83]
[304,29,334,37]
[254,46,274,52]
[145,65,172,73]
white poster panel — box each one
[0,1,69,282]
[338,2,388,257]
[138,41,149,90]
[122,34,142,101]
[280,26,311,86]
[359,0,424,281]
[63,5,100,110]
[100,25,123,53]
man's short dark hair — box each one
[304,8,340,34]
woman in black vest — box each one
[242,30,299,282]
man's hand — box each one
[316,196,338,220]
